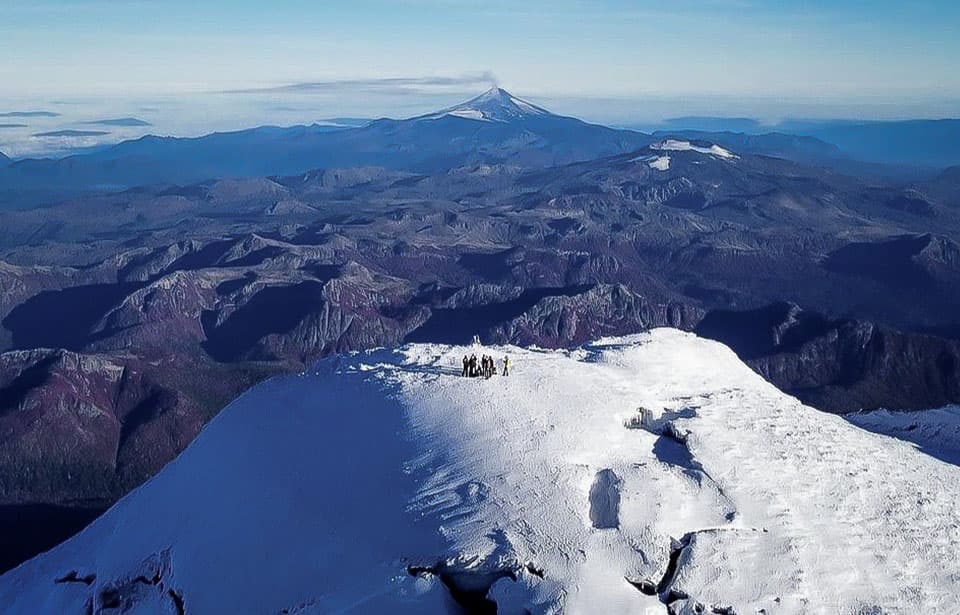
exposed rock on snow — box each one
[2,330,959,613]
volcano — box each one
[414,86,553,122]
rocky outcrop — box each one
[0,347,269,506]
[89,271,219,353]
[697,302,960,412]
[202,262,425,362]
[0,349,128,504]
[822,233,960,292]
[0,261,88,350]
[492,284,701,346]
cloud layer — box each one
[224,72,498,95]
[0,111,61,118]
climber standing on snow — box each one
[460,349,509,379]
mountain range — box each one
[0,89,654,206]
[1,87,960,576]
[630,117,960,169]
[0,88,903,209]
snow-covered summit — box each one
[2,330,959,613]
[652,139,738,159]
[415,87,552,123]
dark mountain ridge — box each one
[0,88,887,209]
[697,302,960,412]
[0,88,654,206]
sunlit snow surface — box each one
[2,330,959,613]
[628,154,670,170]
[652,139,737,159]
[417,87,550,123]
[646,155,671,170]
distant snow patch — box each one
[512,97,548,116]
[628,154,671,170]
[653,139,737,159]
[446,109,490,121]
[648,155,671,170]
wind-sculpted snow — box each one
[847,405,960,466]
[2,330,959,613]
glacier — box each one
[1,329,958,613]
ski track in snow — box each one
[2,329,959,614]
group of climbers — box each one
[461,353,509,378]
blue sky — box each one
[1,0,958,155]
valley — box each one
[1,89,959,574]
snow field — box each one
[2,329,958,614]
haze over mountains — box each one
[1,86,960,580]
[0,89,654,206]
[1,87,959,207]
[633,117,960,170]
